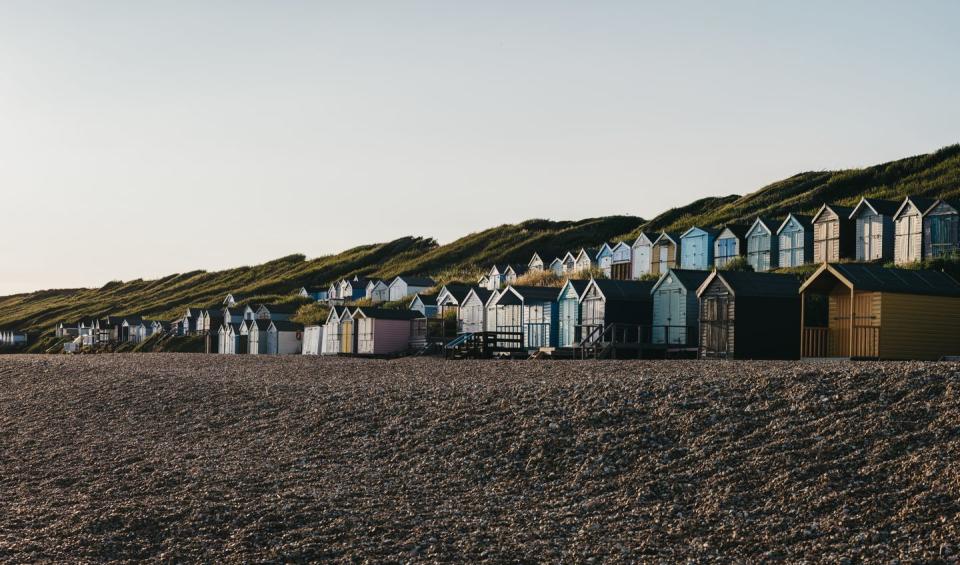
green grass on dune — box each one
[2,144,960,337]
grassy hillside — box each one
[622,144,960,241]
[3,143,960,337]
[0,217,643,334]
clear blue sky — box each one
[1,1,958,295]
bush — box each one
[513,270,565,288]
[719,257,754,272]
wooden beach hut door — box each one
[559,295,578,347]
[700,295,730,357]
[341,319,354,353]
[827,291,879,358]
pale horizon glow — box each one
[1,1,959,295]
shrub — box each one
[513,270,565,288]
[719,257,754,272]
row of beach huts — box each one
[50,195,960,360]
[477,197,960,283]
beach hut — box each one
[812,204,855,263]
[180,308,203,335]
[388,276,437,301]
[436,284,473,320]
[631,232,655,279]
[713,225,748,268]
[458,288,493,334]
[745,218,779,272]
[548,258,564,276]
[223,293,238,307]
[488,285,560,349]
[297,287,327,301]
[528,253,545,273]
[237,320,253,353]
[557,279,590,347]
[409,294,439,317]
[650,233,681,275]
[503,265,528,285]
[353,308,423,356]
[679,227,717,270]
[924,199,960,260]
[477,274,491,289]
[578,279,656,345]
[120,316,143,342]
[255,303,298,321]
[222,306,245,325]
[608,242,632,280]
[776,214,814,268]
[55,321,78,338]
[484,266,503,290]
[327,282,340,301]
[800,262,960,360]
[267,320,304,355]
[849,198,899,262]
[151,320,169,336]
[561,252,577,275]
[651,269,710,346]
[218,323,240,354]
[339,277,369,301]
[574,247,599,273]
[893,196,937,264]
[302,325,324,355]
[247,320,270,355]
[364,280,388,303]
[339,308,357,354]
[322,306,346,355]
[695,270,802,359]
[595,244,614,278]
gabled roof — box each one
[893,196,938,221]
[651,268,711,294]
[463,287,494,306]
[717,224,749,240]
[259,303,300,315]
[562,251,577,262]
[410,293,438,307]
[575,247,599,262]
[558,279,591,300]
[680,226,719,239]
[326,306,346,324]
[269,320,304,332]
[696,270,802,298]
[632,232,656,247]
[504,264,529,277]
[488,265,501,276]
[746,217,779,237]
[811,204,853,224]
[800,263,960,297]
[391,275,437,288]
[596,243,613,257]
[611,241,631,253]
[932,198,960,213]
[653,232,680,246]
[528,252,544,266]
[353,307,424,320]
[777,213,813,234]
[251,319,271,331]
[438,284,473,304]
[548,257,564,267]
[849,197,901,219]
[581,278,656,303]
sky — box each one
[1,1,959,295]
